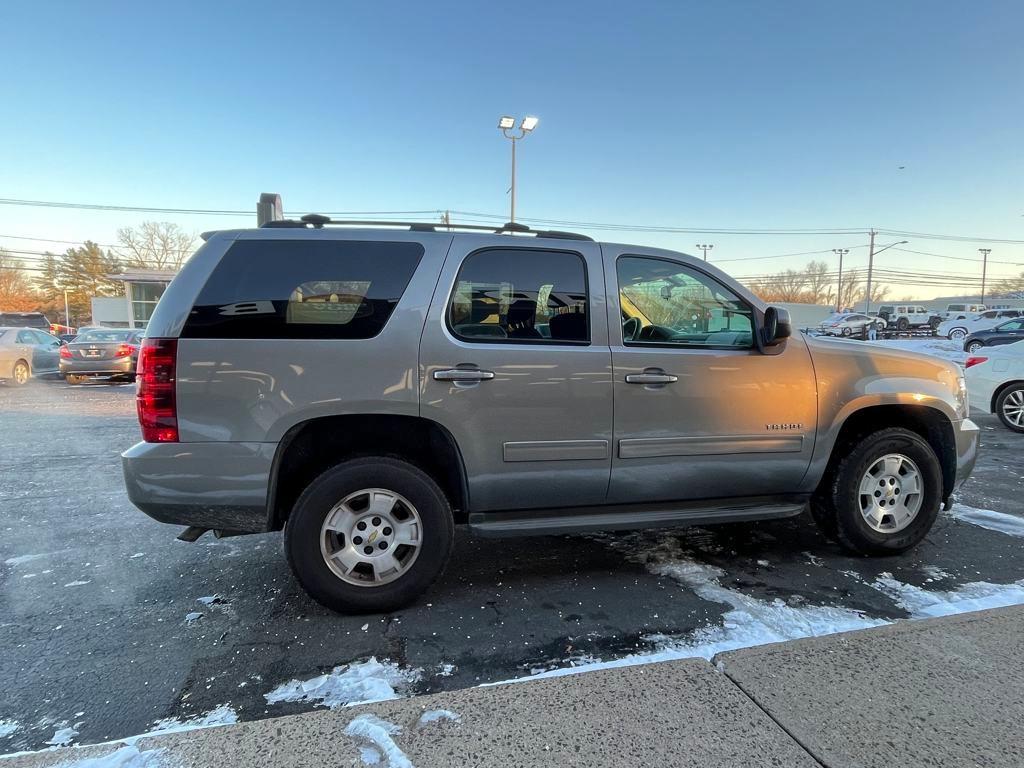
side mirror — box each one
[762,306,792,346]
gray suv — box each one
[122,218,979,613]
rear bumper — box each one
[61,356,136,376]
[121,441,275,532]
[952,417,980,493]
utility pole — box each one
[864,229,876,313]
[695,243,714,261]
[833,248,849,311]
[440,210,451,230]
[979,248,992,305]
[64,289,71,329]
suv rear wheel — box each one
[285,457,454,613]
[812,428,941,555]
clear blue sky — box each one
[2,0,1022,298]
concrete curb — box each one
[6,606,1023,767]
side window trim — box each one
[445,246,592,346]
[615,254,756,351]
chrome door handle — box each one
[433,368,495,382]
[625,372,678,384]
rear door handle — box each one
[433,368,495,382]
[625,372,678,384]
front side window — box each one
[448,248,589,343]
[617,256,754,348]
[997,319,1024,331]
[183,240,423,340]
[16,330,34,344]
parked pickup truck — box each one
[122,218,979,612]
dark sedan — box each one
[963,318,1024,354]
[59,328,143,384]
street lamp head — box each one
[520,116,539,132]
[498,116,516,130]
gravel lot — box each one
[2,366,1023,753]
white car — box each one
[938,309,1022,342]
[965,343,1024,432]
[817,312,885,338]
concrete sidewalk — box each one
[6,605,1023,768]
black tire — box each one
[995,384,1024,433]
[896,317,910,332]
[841,326,851,337]
[929,316,941,330]
[11,360,30,386]
[812,428,942,555]
[965,340,984,354]
[285,457,454,613]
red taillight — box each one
[965,356,989,369]
[59,344,73,359]
[137,338,178,442]
[115,343,137,358]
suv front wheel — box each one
[811,428,941,555]
[285,457,454,613]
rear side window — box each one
[182,240,423,339]
[448,248,589,344]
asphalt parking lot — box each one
[2,371,1023,754]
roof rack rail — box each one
[260,214,593,241]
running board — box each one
[468,495,809,538]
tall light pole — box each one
[64,289,71,329]
[695,243,714,261]
[833,249,849,311]
[864,235,909,313]
[979,248,991,305]
[498,115,539,225]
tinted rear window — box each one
[182,240,423,340]
[76,330,135,343]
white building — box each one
[91,270,177,329]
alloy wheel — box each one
[1001,389,1024,429]
[319,488,423,586]
[858,453,924,534]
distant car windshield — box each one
[76,330,136,343]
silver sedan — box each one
[0,327,62,385]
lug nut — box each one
[353,536,363,545]
[363,546,373,555]
[372,517,382,526]
[379,541,388,550]
[357,521,367,531]
[383,527,392,536]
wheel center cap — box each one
[368,530,379,544]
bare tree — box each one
[804,260,831,305]
[116,221,195,271]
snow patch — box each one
[64,580,91,587]
[183,612,202,625]
[264,658,421,710]
[872,573,1024,618]
[870,338,966,364]
[418,709,460,726]
[143,704,237,738]
[47,727,79,747]
[0,720,18,739]
[486,539,887,685]
[344,715,412,768]
[5,553,47,566]
[50,745,165,768]
[196,595,225,607]
[950,504,1024,538]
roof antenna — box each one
[300,214,331,229]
